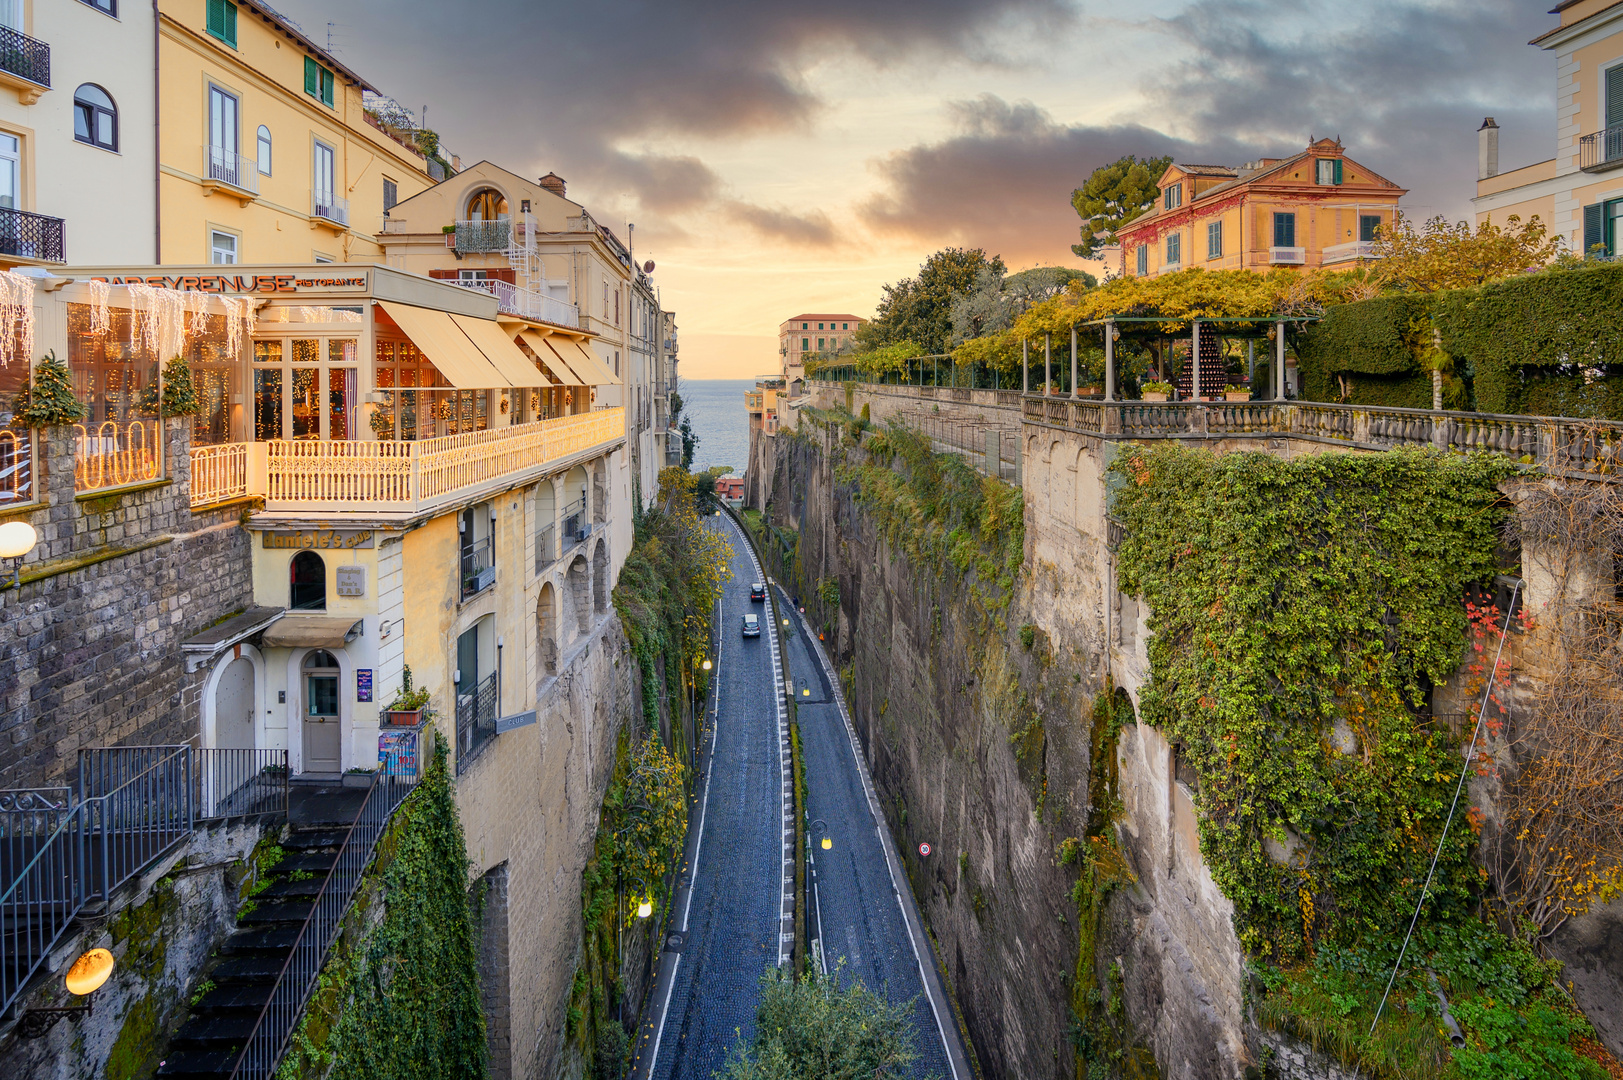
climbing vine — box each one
[1110,444,1613,1078]
[277,744,486,1080]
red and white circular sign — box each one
[918,843,932,857]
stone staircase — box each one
[156,825,348,1078]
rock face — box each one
[757,422,1254,1080]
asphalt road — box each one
[784,597,962,1080]
[643,517,788,1080]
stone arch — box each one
[592,538,608,614]
[212,656,256,751]
[534,478,557,571]
[537,582,558,676]
[566,554,590,637]
[563,464,590,545]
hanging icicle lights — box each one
[119,282,255,359]
[0,270,35,368]
[86,278,112,338]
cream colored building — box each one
[157,0,443,266]
[0,0,157,268]
[1118,139,1406,279]
[778,312,863,395]
[378,162,679,506]
[1472,0,1623,256]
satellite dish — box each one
[642,260,655,274]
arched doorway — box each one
[592,538,608,615]
[537,582,558,676]
[290,550,325,610]
[214,656,255,751]
[302,650,342,773]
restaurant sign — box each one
[262,529,375,550]
[92,271,369,294]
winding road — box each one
[631,514,969,1080]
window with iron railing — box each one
[0,23,50,89]
[455,671,497,773]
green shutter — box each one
[1584,203,1604,257]
[1333,159,1343,185]
[1608,66,1623,129]
[321,68,335,108]
[206,0,235,46]
[304,57,319,97]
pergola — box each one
[1026,315,1320,403]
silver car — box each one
[741,613,760,638]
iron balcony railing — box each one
[534,522,557,574]
[0,206,65,263]
[445,276,581,327]
[453,219,510,253]
[311,192,349,227]
[204,145,260,194]
[0,23,50,90]
[455,673,498,774]
[460,533,494,599]
[1580,123,1623,171]
[227,769,416,1080]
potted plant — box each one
[1141,380,1174,403]
[1223,383,1250,402]
[342,766,377,789]
[384,664,431,726]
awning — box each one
[378,301,508,388]
[261,616,364,649]
[450,314,549,388]
[517,329,584,387]
[557,336,622,386]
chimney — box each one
[1478,117,1500,180]
[539,172,567,198]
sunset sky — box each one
[276,0,1555,379]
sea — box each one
[680,379,754,478]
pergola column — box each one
[1022,339,1029,394]
[1103,321,1116,402]
[1070,326,1079,398]
[1276,320,1287,400]
[1044,333,1052,396]
[1191,319,1202,403]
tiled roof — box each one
[785,314,865,323]
[1175,164,1238,177]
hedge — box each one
[1297,262,1623,419]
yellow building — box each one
[1473,1,1623,256]
[1117,139,1406,278]
[157,0,443,266]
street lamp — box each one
[0,520,38,588]
[19,949,115,1037]
[810,819,832,851]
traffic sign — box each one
[918,843,931,857]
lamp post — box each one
[0,520,38,588]
[19,948,115,1037]
[613,825,657,1024]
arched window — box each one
[257,125,272,175]
[290,550,326,610]
[73,85,118,151]
[465,188,508,222]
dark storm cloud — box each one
[279,0,1073,213]
[860,95,1250,263]
[860,0,1556,263]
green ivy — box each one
[1111,444,1514,958]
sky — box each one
[276,0,1556,379]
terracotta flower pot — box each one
[384,707,423,727]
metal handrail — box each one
[227,768,416,1080]
[0,747,193,1014]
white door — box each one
[313,141,335,215]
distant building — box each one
[1472,2,1623,257]
[1116,139,1407,279]
[714,476,744,509]
[746,375,784,437]
[778,313,865,394]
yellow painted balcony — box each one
[189,408,624,517]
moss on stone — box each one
[104,995,163,1080]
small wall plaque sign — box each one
[336,565,366,597]
[357,668,372,702]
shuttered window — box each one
[1207,221,1223,259]
[1136,244,1148,276]
[1584,202,1604,257]
[1273,212,1296,248]
[205,0,237,47]
[304,57,335,107]
[1608,65,1623,129]
[1360,214,1382,242]
[1165,232,1181,264]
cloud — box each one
[725,202,837,246]
[860,95,1249,265]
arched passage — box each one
[537,582,558,676]
[535,479,557,572]
[591,460,607,524]
[566,554,590,637]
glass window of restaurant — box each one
[68,302,164,491]
[252,305,362,441]
[0,325,32,507]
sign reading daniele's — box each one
[262,530,375,550]
[92,271,369,294]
